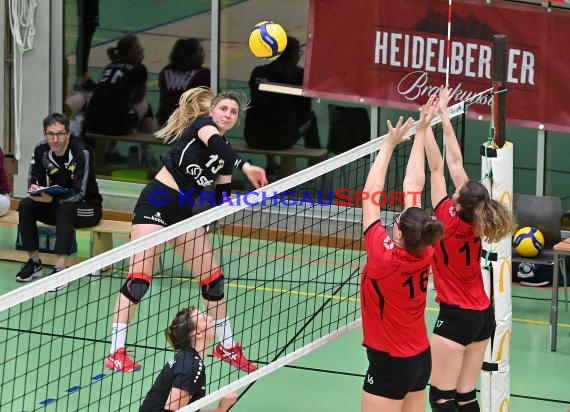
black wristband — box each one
[215,183,232,205]
[235,157,246,170]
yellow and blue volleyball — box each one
[513,226,544,258]
[248,21,287,60]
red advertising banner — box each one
[304,0,570,132]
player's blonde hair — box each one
[155,87,249,144]
[457,180,516,242]
[155,87,214,143]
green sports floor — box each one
[0,224,569,411]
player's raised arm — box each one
[439,85,468,189]
[422,92,448,207]
[362,116,414,231]
[403,95,438,209]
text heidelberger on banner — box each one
[374,30,535,85]
[305,0,570,132]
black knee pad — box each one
[202,274,225,301]
[121,273,151,304]
[456,400,480,412]
[429,386,456,412]
[456,390,479,412]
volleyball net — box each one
[0,90,488,412]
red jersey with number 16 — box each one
[432,197,490,310]
[361,220,434,357]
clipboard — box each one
[29,185,69,196]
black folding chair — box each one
[512,194,568,350]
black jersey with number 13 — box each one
[160,117,234,194]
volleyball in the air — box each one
[248,21,287,60]
[513,226,544,258]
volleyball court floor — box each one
[0,226,569,411]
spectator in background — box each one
[15,113,102,290]
[86,35,154,161]
[244,36,320,174]
[157,38,210,126]
[74,0,99,92]
[0,147,11,216]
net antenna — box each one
[8,0,38,160]
[445,0,453,87]
[442,0,453,160]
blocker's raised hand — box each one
[385,116,415,148]
[418,94,439,129]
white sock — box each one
[111,322,128,354]
[214,317,235,348]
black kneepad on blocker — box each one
[202,274,225,301]
[455,389,479,412]
[429,386,457,412]
[121,273,151,304]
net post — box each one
[492,34,507,148]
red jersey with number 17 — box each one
[432,197,490,310]
[361,220,434,357]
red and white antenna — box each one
[446,0,453,86]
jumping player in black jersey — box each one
[140,306,238,412]
[105,87,267,373]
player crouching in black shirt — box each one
[140,306,237,412]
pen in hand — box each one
[29,181,43,194]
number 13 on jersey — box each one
[205,154,224,174]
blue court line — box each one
[92,373,106,381]
[66,386,81,393]
[31,373,108,411]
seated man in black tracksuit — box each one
[15,112,103,290]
